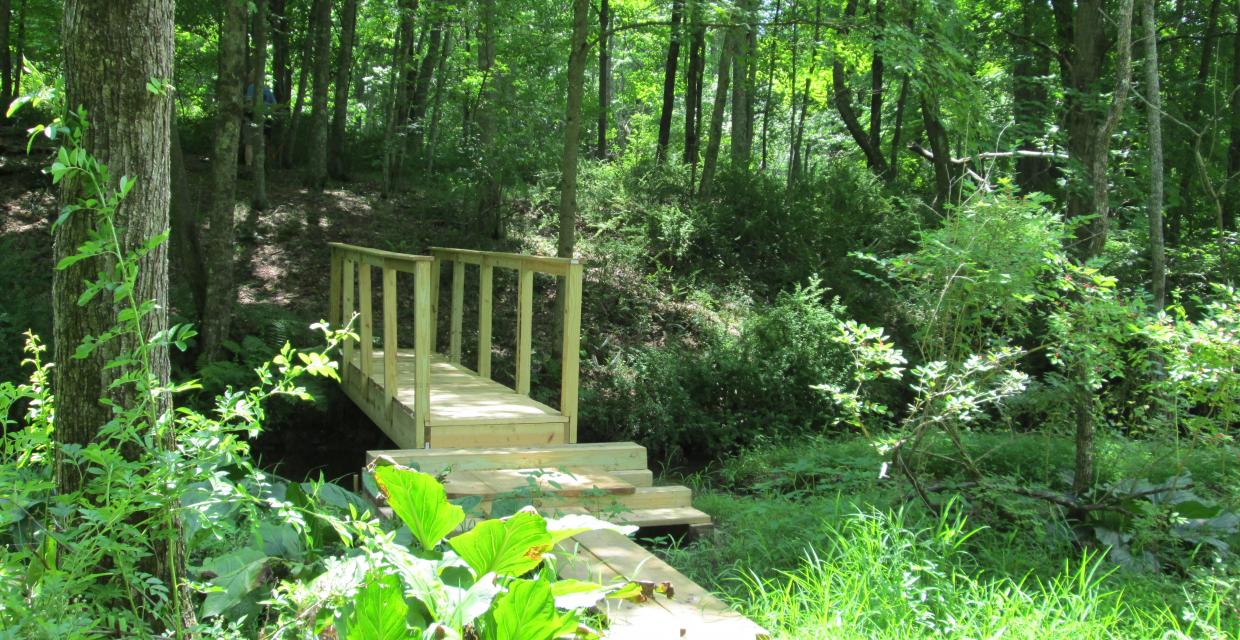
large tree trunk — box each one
[598,0,610,159]
[729,0,755,169]
[328,0,358,180]
[558,0,590,258]
[305,0,331,189]
[1141,0,1165,309]
[700,28,736,197]
[920,93,955,211]
[656,0,683,163]
[1,0,11,112]
[252,0,270,210]
[59,0,193,630]
[201,0,248,361]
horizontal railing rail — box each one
[429,247,583,443]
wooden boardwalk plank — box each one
[367,442,648,473]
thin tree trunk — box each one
[598,0,610,159]
[170,109,206,322]
[59,0,194,630]
[656,0,683,163]
[1226,0,1240,232]
[1013,0,1055,195]
[476,0,502,236]
[426,27,452,172]
[305,0,331,189]
[328,0,358,180]
[700,28,735,197]
[11,0,23,96]
[1,0,11,110]
[833,0,888,176]
[1141,0,1165,309]
[730,0,754,168]
[790,0,821,186]
[868,0,883,157]
[684,0,705,170]
[920,93,954,211]
[1170,0,1220,244]
[283,5,315,167]
[408,14,443,162]
[888,74,907,181]
[202,0,247,361]
[252,0,270,210]
[559,0,590,258]
[381,0,416,198]
[760,0,782,171]
[271,0,290,102]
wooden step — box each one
[443,468,636,500]
[575,505,714,528]
[366,442,648,474]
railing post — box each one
[328,248,342,327]
[359,263,374,382]
[515,266,534,395]
[478,258,493,378]
[560,261,583,443]
[429,257,441,354]
[414,260,433,448]
[341,257,356,385]
[383,265,398,416]
[449,260,465,363]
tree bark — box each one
[381,0,417,197]
[59,0,193,630]
[868,0,883,158]
[305,0,331,189]
[11,0,23,97]
[328,0,358,180]
[252,0,270,210]
[888,74,907,180]
[475,0,502,236]
[201,0,248,361]
[426,27,452,172]
[1142,0,1165,309]
[1,0,11,111]
[729,0,755,168]
[832,0,888,177]
[1170,0,1220,243]
[760,0,782,171]
[598,0,611,159]
[1227,0,1240,232]
[283,5,315,167]
[170,109,206,323]
[789,0,821,186]
[1013,0,1055,195]
[656,0,683,163]
[700,28,736,197]
[683,0,705,170]
[558,0,590,258]
[408,13,444,162]
[920,93,955,211]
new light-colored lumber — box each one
[560,261,583,443]
[359,264,373,380]
[478,260,493,378]
[382,267,398,412]
[413,261,432,448]
[450,260,465,363]
[367,441,648,473]
[515,267,534,395]
[462,468,636,499]
[341,258,355,385]
[328,250,342,326]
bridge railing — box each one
[428,247,583,443]
[328,243,584,446]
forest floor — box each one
[4,144,1240,638]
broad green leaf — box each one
[374,465,464,551]
[440,572,501,629]
[449,510,552,578]
[545,513,637,545]
[337,573,410,640]
[486,579,578,640]
[199,547,269,618]
[550,578,609,610]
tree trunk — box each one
[1013,0,1055,195]
[252,0,270,210]
[1,0,11,111]
[170,109,206,323]
[1170,0,1220,244]
[700,28,735,197]
[790,0,822,186]
[729,0,755,168]
[271,0,290,102]
[888,74,907,181]
[598,0,610,159]
[11,0,23,96]
[683,0,705,170]
[759,0,782,171]
[381,0,416,198]
[426,28,452,172]
[868,0,883,159]
[1227,0,1240,232]
[1142,0,1165,309]
[559,0,590,259]
[305,0,331,189]
[59,0,193,630]
[475,0,502,236]
[920,93,955,211]
[328,0,358,180]
[656,0,683,163]
[201,0,248,362]
[832,0,888,177]
[408,14,444,162]
[283,5,315,167]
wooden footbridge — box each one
[329,243,768,638]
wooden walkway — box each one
[333,244,766,639]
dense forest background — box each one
[3,0,1240,637]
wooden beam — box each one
[450,260,465,363]
[515,267,534,395]
[478,259,493,378]
[359,264,373,380]
[560,262,583,443]
[382,267,398,414]
[413,260,433,448]
[328,249,342,327]
[341,258,355,385]
[367,441,648,473]
[429,257,441,354]
[429,246,578,277]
